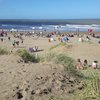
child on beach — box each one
[83,59,88,67]
[92,61,98,69]
[75,59,83,70]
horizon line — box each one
[0,18,100,20]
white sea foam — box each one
[1,24,100,32]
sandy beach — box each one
[1,0,100,99]
[0,31,100,100]
[1,32,100,63]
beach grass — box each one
[17,49,40,63]
[41,51,83,78]
[0,47,9,55]
[75,68,100,100]
[55,53,84,78]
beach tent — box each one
[64,36,69,41]
[61,36,69,42]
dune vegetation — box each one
[15,43,100,100]
[0,47,9,55]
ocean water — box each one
[0,19,100,32]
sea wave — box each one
[0,24,100,32]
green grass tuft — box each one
[0,47,9,55]
[54,53,83,77]
[75,69,100,100]
[17,49,40,63]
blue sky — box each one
[0,0,100,19]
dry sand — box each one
[0,33,100,100]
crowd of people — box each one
[0,30,99,69]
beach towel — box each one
[29,48,34,52]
